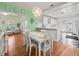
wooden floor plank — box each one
[4,33,79,56]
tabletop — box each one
[29,31,47,43]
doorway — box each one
[0,12,27,55]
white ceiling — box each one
[44,2,79,19]
[6,2,76,19]
[6,2,66,11]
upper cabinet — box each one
[61,20,73,32]
[43,16,58,28]
[60,18,79,35]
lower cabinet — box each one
[61,32,79,47]
[73,40,79,47]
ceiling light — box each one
[60,11,64,14]
[50,4,54,7]
[32,7,42,17]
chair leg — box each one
[29,46,31,56]
[1,48,4,56]
[26,44,28,52]
[51,42,53,55]
[2,52,4,56]
[43,51,46,56]
[36,46,37,56]
[50,48,52,56]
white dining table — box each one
[29,32,46,56]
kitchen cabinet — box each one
[60,18,79,43]
[61,32,79,46]
[61,32,68,44]
[61,19,77,34]
[73,40,79,47]
[43,16,57,28]
[66,34,79,47]
[61,20,73,32]
[67,37,79,47]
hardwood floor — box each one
[53,41,79,56]
[5,33,27,56]
[4,33,79,56]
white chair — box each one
[41,30,53,56]
[23,32,37,56]
[4,33,8,55]
[0,33,5,56]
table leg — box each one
[38,44,41,56]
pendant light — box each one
[32,7,42,17]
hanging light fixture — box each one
[32,7,42,17]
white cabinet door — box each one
[43,16,57,28]
[66,22,73,32]
[62,33,68,44]
[61,20,73,32]
[43,16,50,27]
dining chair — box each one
[41,30,53,56]
[4,33,9,55]
[0,32,5,56]
[23,31,37,56]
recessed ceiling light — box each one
[50,4,54,7]
[60,12,64,14]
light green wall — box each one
[0,2,38,32]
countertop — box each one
[66,35,79,40]
[36,27,57,30]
